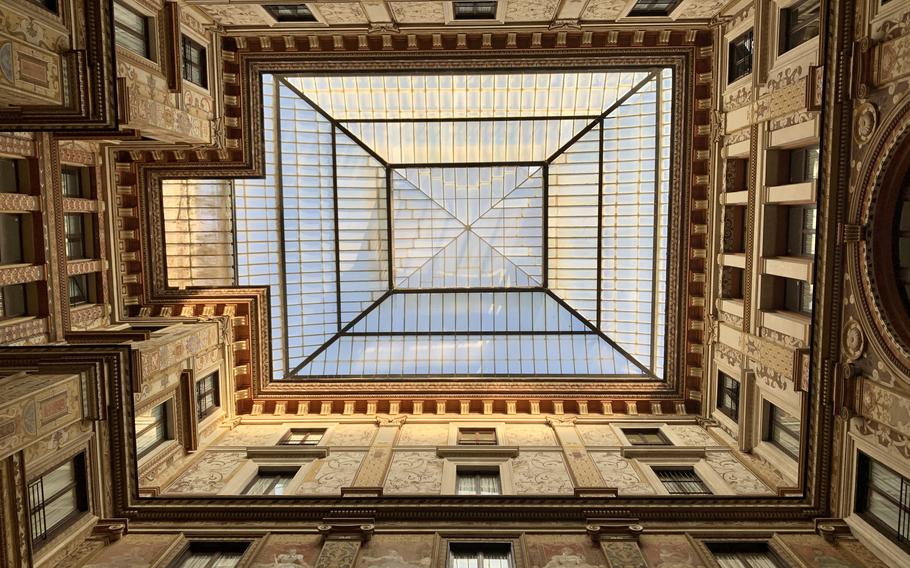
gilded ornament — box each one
[854,101,878,144]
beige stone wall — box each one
[0,0,70,107]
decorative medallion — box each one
[843,319,866,362]
[854,101,878,144]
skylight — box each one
[228,68,673,380]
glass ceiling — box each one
[225,68,673,380]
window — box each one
[855,453,910,553]
[114,0,152,59]
[65,214,90,260]
[68,274,90,306]
[173,542,249,568]
[280,429,325,445]
[27,454,88,546]
[787,205,817,258]
[899,184,910,313]
[779,0,820,54]
[456,468,501,495]
[135,402,171,458]
[784,279,813,315]
[709,543,784,568]
[655,467,711,495]
[628,0,679,16]
[0,158,23,194]
[182,36,207,88]
[449,543,512,568]
[623,428,670,446]
[787,146,820,183]
[195,371,219,420]
[264,4,317,22]
[717,372,740,422]
[0,284,29,320]
[765,404,800,459]
[242,468,297,495]
[0,214,24,265]
[28,0,58,13]
[453,1,498,19]
[61,166,90,198]
[458,428,497,445]
[728,30,753,83]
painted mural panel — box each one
[576,424,622,446]
[511,451,574,494]
[83,534,180,567]
[397,423,449,446]
[667,425,716,446]
[327,423,377,446]
[354,534,434,568]
[705,451,772,495]
[383,450,444,494]
[503,423,558,446]
[589,451,655,495]
[295,451,365,495]
[639,535,707,568]
[216,424,285,447]
[164,450,246,494]
[777,534,876,568]
[525,534,607,567]
[249,534,322,568]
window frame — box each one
[136,401,172,459]
[653,466,712,495]
[195,371,220,421]
[448,542,514,567]
[627,0,680,17]
[778,0,820,54]
[706,542,786,568]
[113,0,154,60]
[264,3,319,22]
[279,428,326,446]
[455,466,502,496]
[716,372,741,422]
[27,453,89,547]
[622,427,671,446]
[764,404,801,460]
[240,467,299,496]
[0,213,26,266]
[452,1,499,20]
[172,541,250,568]
[181,35,208,89]
[64,213,93,260]
[61,166,91,199]
[727,30,753,84]
[68,273,90,307]
[457,427,498,446]
[854,452,910,553]
[0,283,31,320]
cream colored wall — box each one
[0,0,70,107]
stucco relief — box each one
[164,451,245,494]
[705,451,772,495]
[778,534,869,567]
[639,535,706,568]
[328,423,377,446]
[215,424,284,447]
[354,534,434,568]
[511,451,574,494]
[82,534,180,568]
[589,452,655,495]
[505,0,559,22]
[201,5,275,26]
[576,424,621,446]
[525,534,606,568]
[383,450,443,494]
[397,423,448,446]
[667,425,715,446]
[316,2,368,25]
[315,541,360,568]
[673,0,726,18]
[295,451,364,495]
[580,0,624,21]
[503,424,557,446]
[388,2,445,23]
[250,534,321,568]
[860,380,910,436]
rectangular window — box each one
[195,371,219,420]
[0,158,23,194]
[0,283,29,320]
[453,1,498,19]
[181,36,207,88]
[765,405,800,459]
[456,468,502,495]
[68,274,90,306]
[135,402,171,458]
[27,454,88,546]
[0,213,24,265]
[458,428,498,445]
[855,453,910,553]
[784,279,813,315]
[242,468,297,495]
[655,467,711,495]
[27,0,58,13]
[708,543,784,568]
[64,214,89,260]
[623,428,670,446]
[728,30,753,83]
[779,0,820,54]
[628,0,679,16]
[787,205,817,258]
[61,166,90,198]
[280,429,325,445]
[174,542,249,568]
[717,372,741,422]
[264,4,317,22]
[114,0,152,59]
[787,146,820,183]
[449,543,512,567]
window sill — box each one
[764,181,816,204]
[437,446,518,459]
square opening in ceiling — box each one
[174,68,676,381]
